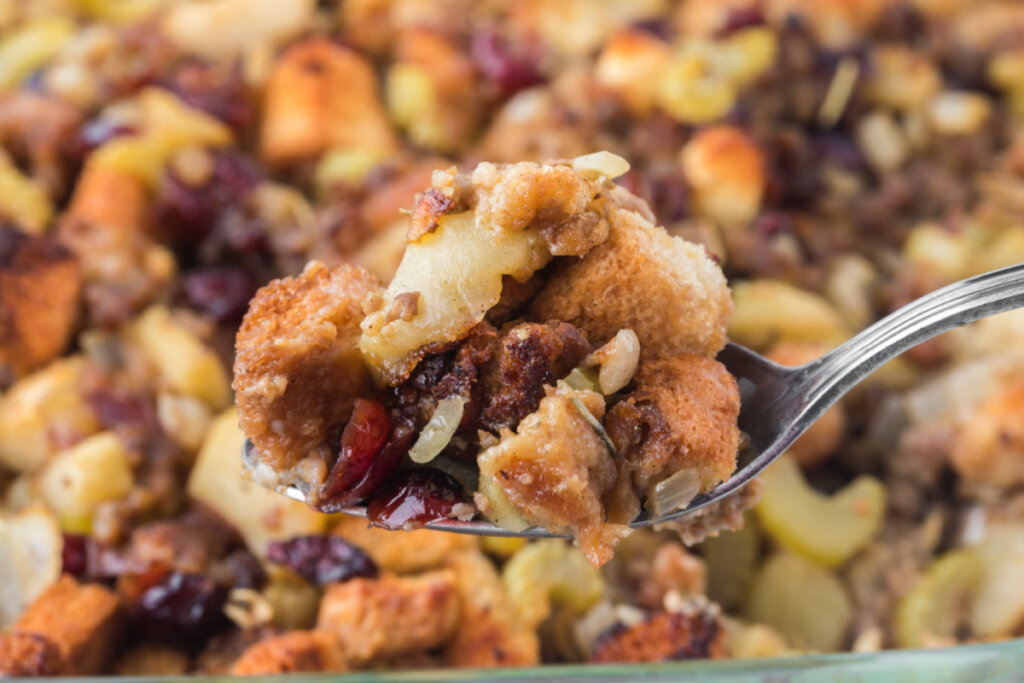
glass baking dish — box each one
[103,640,1024,683]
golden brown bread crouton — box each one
[316,570,460,664]
[607,354,740,503]
[477,387,626,567]
[595,29,672,115]
[112,644,190,676]
[681,126,765,228]
[765,342,846,468]
[0,632,64,676]
[589,605,726,663]
[443,551,539,668]
[260,38,398,165]
[950,376,1024,488]
[233,261,381,494]
[332,515,478,574]
[15,575,122,675]
[230,630,347,675]
[58,162,173,326]
[0,226,81,385]
[528,206,731,359]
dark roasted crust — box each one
[590,607,725,663]
[0,632,65,677]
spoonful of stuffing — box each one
[232,153,1024,566]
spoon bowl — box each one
[261,262,1024,536]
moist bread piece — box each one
[589,606,726,663]
[0,227,81,385]
[477,386,625,566]
[332,516,478,574]
[607,355,741,507]
[231,630,347,675]
[443,551,539,668]
[528,206,731,358]
[15,575,122,675]
[0,632,65,676]
[316,570,460,664]
[234,261,381,493]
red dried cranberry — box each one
[61,534,89,578]
[266,536,377,586]
[86,389,154,431]
[320,415,415,511]
[182,266,257,322]
[321,400,390,502]
[164,60,251,132]
[367,469,474,530]
[215,549,268,590]
[716,6,766,37]
[130,571,230,647]
[471,28,542,96]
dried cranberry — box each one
[717,6,766,37]
[367,469,474,530]
[86,389,154,431]
[130,571,230,647]
[320,415,415,511]
[61,534,89,578]
[182,266,257,322]
[320,400,391,503]
[471,28,542,96]
[266,536,377,586]
[215,549,268,590]
[164,60,251,132]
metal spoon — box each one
[262,263,1024,537]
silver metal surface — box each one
[263,263,1024,536]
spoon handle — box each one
[806,262,1024,420]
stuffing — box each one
[233,261,381,494]
[595,29,672,115]
[316,570,461,664]
[589,603,726,663]
[0,632,64,676]
[950,376,1024,489]
[606,354,741,505]
[528,206,731,359]
[260,38,398,165]
[443,551,539,668]
[230,630,346,675]
[680,126,766,229]
[15,576,122,675]
[112,644,190,676]
[331,515,478,574]
[477,386,626,566]
[0,227,81,385]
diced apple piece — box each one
[186,409,327,555]
[729,280,849,351]
[131,306,231,409]
[895,549,981,648]
[755,454,885,568]
[970,523,1024,638]
[38,432,134,528]
[0,357,98,473]
[744,551,852,652]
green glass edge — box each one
[82,639,1024,683]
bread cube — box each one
[0,226,81,384]
[230,630,345,675]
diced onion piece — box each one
[476,474,530,532]
[408,396,466,464]
[571,151,630,181]
[647,467,702,520]
[585,328,641,394]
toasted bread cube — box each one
[332,516,477,574]
[0,227,81,384]
[529,206,731,359]
[0,632,64,676]
[951,377,1024,488]
[234,261,380,489]
[443,551,539,668]
[112,644,190,676]
[477,386,625,567]
[680,126,765,228]
[316,571,460,664]
[131,305,231,409]
[162,0,315,61]
[596,30,672,115]
[65,162,147,234]
[607,354,740,499]
[15,575,122,675]
[260,38,398,165]
[231,630,346,675]
[0,356,98,473]
[187,409,327,554]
